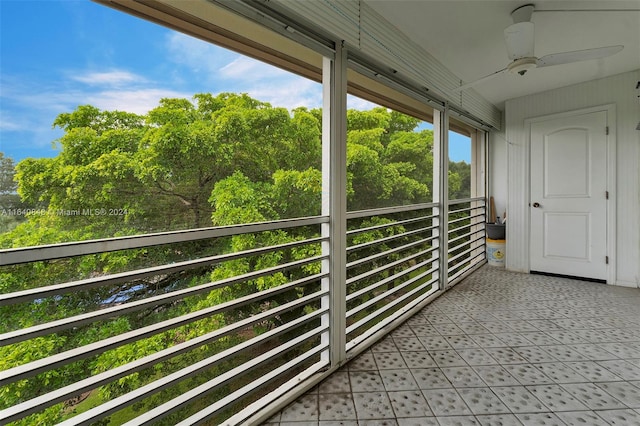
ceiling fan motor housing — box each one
[508,57,537,75]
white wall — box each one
[494,69,640,287]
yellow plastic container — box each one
[487,238,506,267]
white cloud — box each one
[0,113,28,131]
[164,32,376,113]
[347,95,379,111]
[165,31,321,107]
[71,70,143,86]
[5,70,189,117]
[219,56,290,81]
[248,78,322,110]
[0,109,63,150]
[166,32,235,76]
[85,88,191,114]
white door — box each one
[530,110,608,280]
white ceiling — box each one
[365,0,640,109]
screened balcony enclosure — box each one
[1,0,639,425]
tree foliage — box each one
[0,153,31,233]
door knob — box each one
[532,202,541,208]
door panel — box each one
[530,110,607,280]
[543,212,589,260]
[544,129,590,198]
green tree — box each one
[0,153,18,197]
[0,153,32,233]
[449,160,471,199]
[346,110,432,210]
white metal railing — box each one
[0,201,487,424]
[345,203,440,351]
[0,216,329,425]
[0,216,327,266]
[447,197,487,283]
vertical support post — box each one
[321,42,347,366]
[470,129,486,200]
[471,129,487,259]
[433,106,449,290]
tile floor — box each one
[261,266,640,426]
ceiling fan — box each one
[453,4,623,92]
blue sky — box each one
[0,0,470,163]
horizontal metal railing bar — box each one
[346,272,438,334]
[222,359,327,426]
[448,216,484,234]
[0,273,326,386]
[59,324,328,426]
[448,213,487,225]
[447,236,485,264]
[167,354,327,426]
[448,252,486,282]
[346,235,435,270]
[447,211,486,226]
[448,265,485,291]
[448,254,473,274]
[448,233,485,254]
[0,237,326,306]
[449,201,486,213]
[448,204,485,215]
[346,246,436,288]
[346,282,439,352]
[346,254,437,303]
[346,202,437,220]
[346,225,434,253]
[448,196,486,205]
[346,261,438,319]
[0,216,328,266]
[447,233,485,256]
[448,219,486,236]
[1,260,326,346]
[1,301,327,424]
[147,342,328,426]
[346,213,435,237]
[178,356,326,426]
[448,261,466,275]
[448,250,484,276]
[346,259,434,318]
[447,223,470,236]
[448,228,483,246]
[448,253,486,282]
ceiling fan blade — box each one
[504,21,535,60]
[537,45,624,67]
[452,68,508,92]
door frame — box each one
[524,104,617,284]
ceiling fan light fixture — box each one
[508,57,537,75]
[455,4,624,91]
[504,21,535,59]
